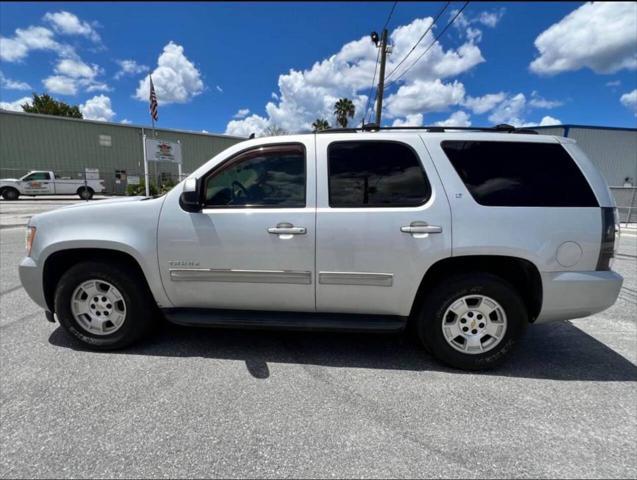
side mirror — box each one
[179,178,201,213]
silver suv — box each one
[19,127,623,370]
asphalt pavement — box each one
[0,199,636,479]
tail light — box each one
[596,207,619,271]
[25,226,36,257]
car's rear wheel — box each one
[54,261,155,349]
[78,187,94,200]
[1,188,19,200]
[416,273,528,370]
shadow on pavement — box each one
[49,318,637,382]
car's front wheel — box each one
[78,187,94,200]
[54,261,155,349]
[416,273,528,370]
[1,188,20,200]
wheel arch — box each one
[76,185,95,194]
[410,255,543,323]
[43,247,153,313]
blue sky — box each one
[1,1,636,136]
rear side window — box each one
[328,141,431,207]
[441,141,598,207]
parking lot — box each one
[1,198,636,479]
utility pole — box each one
[375,28,389,126]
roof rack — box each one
[316,123,538,134]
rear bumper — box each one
[19,256,48,310]
[535,270,623,323]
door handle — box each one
[400,222,442,234]
[267,223,306,235]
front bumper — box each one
[18,256,48,310]
[535,270,623,323]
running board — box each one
[162,308,407,333]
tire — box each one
[54,261,156,350]
[1,188,19,200]
[416,273,528,370]
[78,187,94,200]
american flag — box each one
[149,75,158,122]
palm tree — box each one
[333,98,356,128]
[312,118,330,131]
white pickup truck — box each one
[0,170,105,200]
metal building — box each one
[0,110,243,194]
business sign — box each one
[128,175,140,185]
[145,138,182,164]
[85,168,100,180]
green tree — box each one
[333,98,355,128]
[21,93,83,119]
[312,118,330,131]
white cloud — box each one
[233,108,250,119]
[80,94,115,121]
[55,58,99,79]
[225,114,269,137]
[606,80,621,87]
[43,11,101,43]
[0,37,29,62]
[135,42,204,104]
[0,96,31,112]
[0,26,73,63]
[43,58,108,95]
[392,113,424,127]
[114,59,149,80]
[538,115,561,126]
[488,93,527,126]
[478,10,505,28]
[620,89,637,115]
[462,92,506,114]
[216,85,223,93]
[530,2,637,75]
[226,15,488,136]
[486,93,564,127]
[120,118,132,124]
[435,111,472,127]
[528,91,563,109]
[453,8,504,43]
[43,75,77,95]
[385,79,465,118]
[0,72,31,90]
[85,82,111,92]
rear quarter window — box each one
[441,141,598,207]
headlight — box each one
[25,226,36,257]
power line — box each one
[382,1,399,32]
[384,1,450,83]
[363,43,382,125]
[384,1,469,91]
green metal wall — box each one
[0,110,243,193]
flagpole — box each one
[142,127,149,197]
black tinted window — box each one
[441,141,598,207]
[23,172,50,181]
[204,145,305,208]
[328,141,430,207]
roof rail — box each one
[317,123,538,134]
